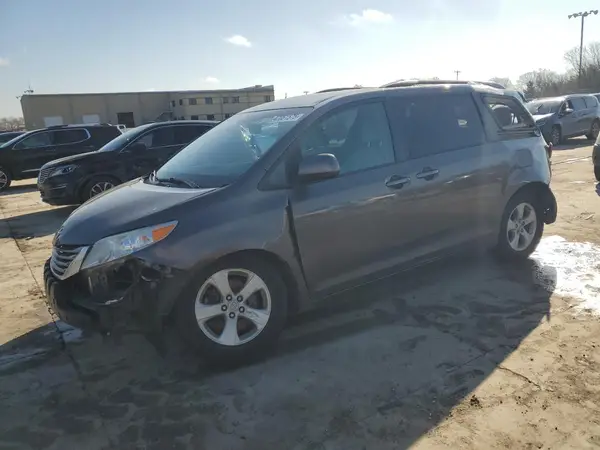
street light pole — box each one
[568,10,598,86]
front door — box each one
[125,125,181,179]
[561,100,579,137]
[290,101,426,294]
[11,130,55,177]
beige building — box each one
[20,85,275,129]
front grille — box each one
[50,245,87,280]
[38,167,53,185]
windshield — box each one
[0,131,31,148]
[97,124,153,152]
[154,107,311,188]
[526,100,562,115]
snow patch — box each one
[531,235,600,314]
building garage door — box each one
[43,116,64,126]
[82,114,100,124]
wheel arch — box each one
[507,182,557,225]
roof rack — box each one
[381,79,506,89]
[315,87,366,93]
[46,123,116,129]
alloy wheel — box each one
[0,170,7,190]
[90,181,114,198]
[506,202,537,251]
[593,122,600,139]
[194,268,272,346]
[551,128,561,146]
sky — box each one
[1,0,600,117]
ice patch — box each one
[531,235,600,314]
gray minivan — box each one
[44,84,557,363]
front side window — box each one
[299,102,395,175]
[14,131,52,149]
[52,129,88,145]
[136,127,175,148]
[584,96,599,108]
[155,107,311,187]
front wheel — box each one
[0,167,11,192]
[82,176,118,202]
[550,126,562,147]
[496,192,544,260]
[586,120,600,141]
[595,165,600,182]
[174,256,288,365]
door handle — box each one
[385,175,411,189]
[416,167,439,181]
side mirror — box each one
[126,142,147,153]
[297,153,340,183]
[562,108,574,116]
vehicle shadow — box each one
[2,206,75,239]
[0,183,38,196]
[0,250,556,450]
[553,137,594,151]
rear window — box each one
[483,95,535,132]
[584,96,599,108]
[52,129,88,145]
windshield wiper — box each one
[150,170,199,188]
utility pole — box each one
[454,70,461,80]
[568,10,598,86]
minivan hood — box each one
[532,113,555,123]
[55,179,217,246]
[42,151,103,168]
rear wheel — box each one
[174,255,288,365]
[550,125,562,146]
[0,167,12,192]
[82,176,118,202]
[587,120,600,141]
[595,165,600,182]
[496,191,544,260]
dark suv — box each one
[0,124,121,191]
[38,120,218,205]
[44,84,556,363]
[526,94,600,146]
[0,131,25,144]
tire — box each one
[586,120,600,141]
[174,255,288,365]
[595,166,600,182]
[550,125,562,146]
[0,167,12,192]
[81,176,119,202]
[496,191,544,260]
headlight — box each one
[49,164,77,177]
[81,221,177,270]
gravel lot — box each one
[1,139,600,450]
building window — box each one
[205,97,213,105]
[232,96,240,103]
[223,97,229,104]
[189,98,197,105]
[170,100,176,108]
[225,113,232,119]
[179,99,183,106]
[191,115,199,120]
[206,114,215,120]
[264,95,272,102]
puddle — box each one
[531,236,600,315]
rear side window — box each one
[52,129,88,145]
[137,126,175,148]
[387,94,485,159]
[14,131,52,149]
[482,95,535,132]
[569,97,586,111]
[584,96,599,108]
[174,125,212,145]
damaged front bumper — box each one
[44,255,188,334]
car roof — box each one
[245,83,504,114]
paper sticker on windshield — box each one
[264,113,305,124]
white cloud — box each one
[0,57,10,67]
[225,35,252,47]
[341,9,394,27]
[205,76,219,83]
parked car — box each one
[38,120,218,205]
[0,131,25,144]
[526,94,600,146]
[44,84,556,363]
[0,124,122,191]
[593,131,600,181]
